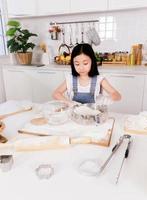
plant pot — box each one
[16,52,33,65]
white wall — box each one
[14,8,147,62]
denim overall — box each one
[72,76,97,104]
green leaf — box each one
[22,43,35,53]
[6,28,17,36]
[7,20,20,27]
[21,29,38,37]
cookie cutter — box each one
[0,155,13,172]
[35,164,54,179]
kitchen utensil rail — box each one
[50,19,99,26]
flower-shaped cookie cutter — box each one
[35,164,54,179]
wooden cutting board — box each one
[17,117,115,149]
[124,115,147,135]
[124,127,147,135]
[0,118,115,152]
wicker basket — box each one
[16,52,32,65]
[54,44,71,65]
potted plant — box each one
[6,20,38,65]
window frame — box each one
[98,15,116,41]
[0,0,8,56]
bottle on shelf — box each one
[130,45,136,65]
[136,44,143,65]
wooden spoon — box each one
[0,107,32,120]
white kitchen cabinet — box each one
[6,0,37,17]
[70,0,107,13]
[36,0,70,15]
[3,68,32,101]
[7,0,70,17]
[104,73,144,114]
[142,76,147,111]
[29,70,65,103]
[109,0,147,10]
[2,68,65,103]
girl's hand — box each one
[96,94,114,106]
[101,78,121,101]
[65,100,81,107]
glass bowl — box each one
[42,100,70,125]
[71,103,108,125]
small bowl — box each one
[71,103,108,125]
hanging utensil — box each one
[62,25,66,44]
[91,22,101,46]
[68,24,74,49]
[86,22,93,45]
[58,25,70,55]
[81,23,84,43]
[75,23,79,45]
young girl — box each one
[52,43,121,105]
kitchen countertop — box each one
[1,63,147,75]
[0,101,147,200]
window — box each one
[0,2,7,56]
[98,16,116,41]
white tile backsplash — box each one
[17,8,147,61]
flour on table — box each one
[74,105,101,116]
[125,111,147,130]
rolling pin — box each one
[0,135,92,152]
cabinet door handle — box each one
[110,75,135,78]
[37,71,56,74]
[7,69,24,73]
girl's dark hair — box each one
[71,43,99,77]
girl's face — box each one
[73,53,92,76]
